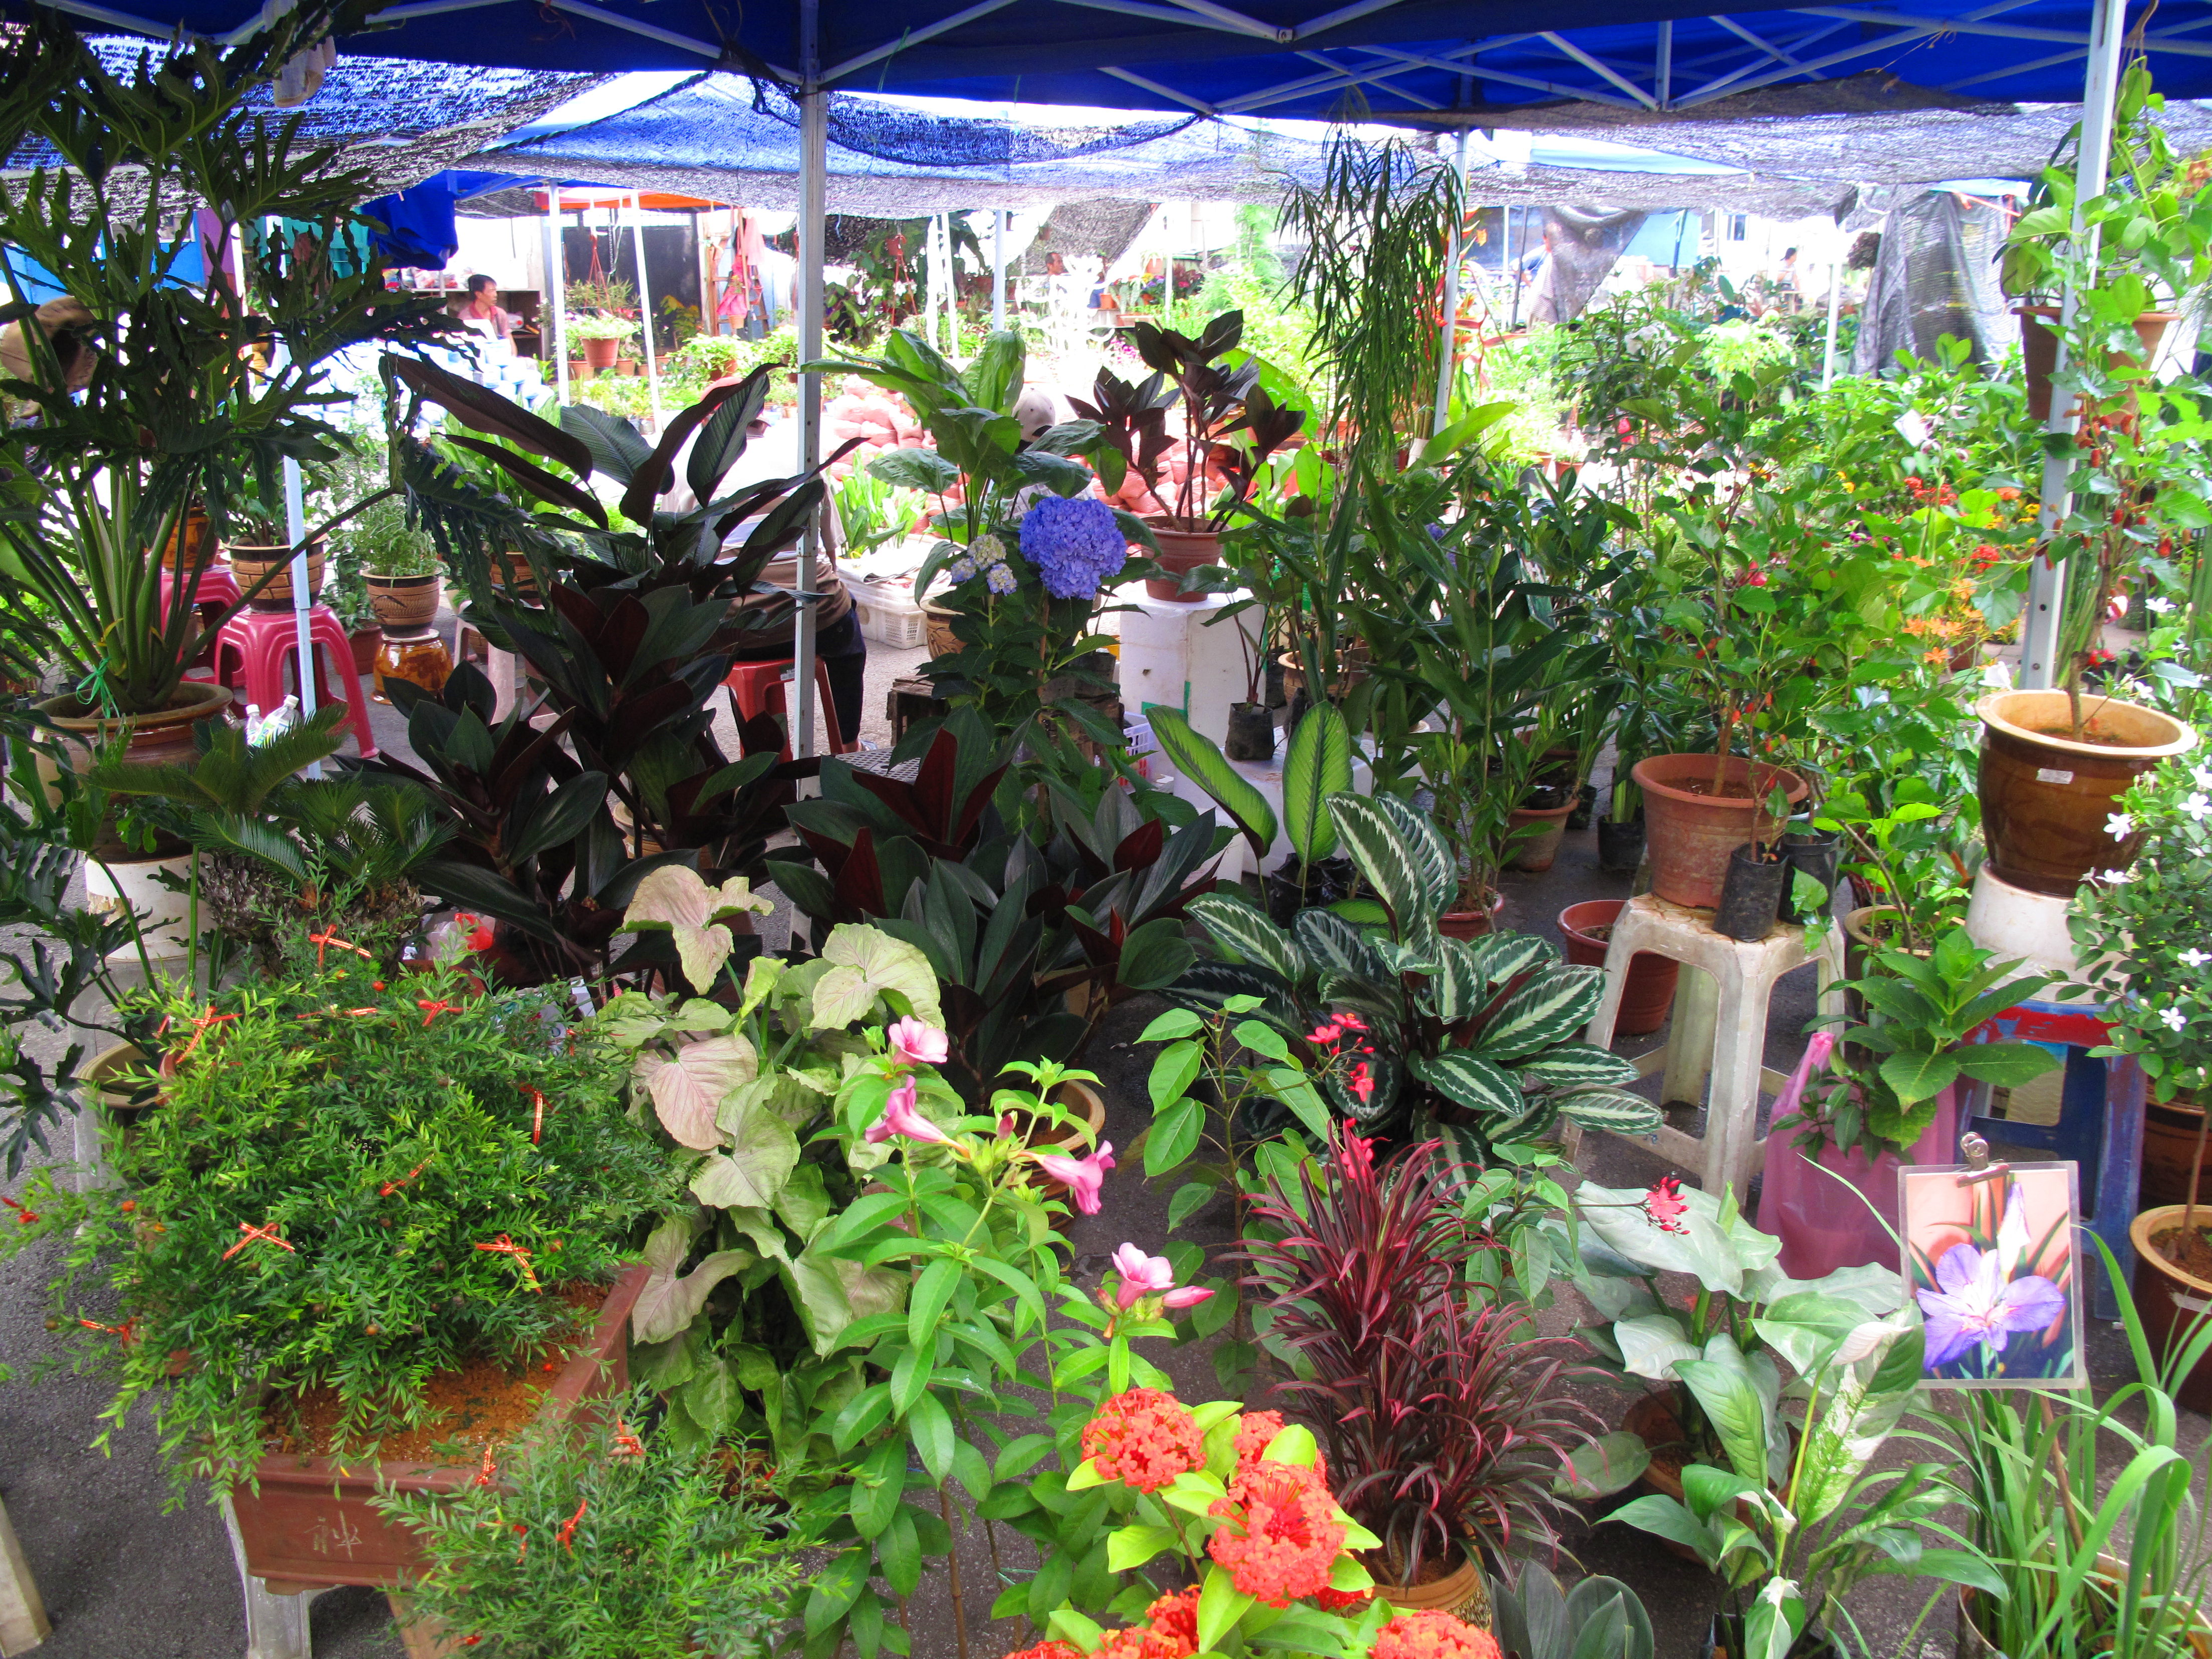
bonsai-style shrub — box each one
[0,969,673,1501]
[375,1384,799,1659]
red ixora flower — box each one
[1233,1411,1330,1484]
[2085,648,2118,667]
[1081,1388,1205,1493]
[1000,1645,1083,1659]
[1206,1460,1345,1606]
[1644,1175,1690,1235]
[1144,1587,1201,1656]
[1373,1612,1503,1659]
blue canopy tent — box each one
[7,0,2161,716]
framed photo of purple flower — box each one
[1901,1162,2085,1389]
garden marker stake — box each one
[474,1234,539,1290]
[306,927,372,971]
[378,1158,430,1197]
[221,1220,294,1259]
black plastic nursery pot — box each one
[1781,823,1842,903]
[1265,857,1354,925]
[1596,814,1645,876]
[1715,843,1788,941]
[1225,702,1276,761]
[1567,782,1598,832]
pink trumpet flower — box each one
[1112,1243,1176,1307]
[888,1017,949,1067]
[1032,1141,1114,1213]
[865,1080,949,1147]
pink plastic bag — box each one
[1762,1034,1957,1280]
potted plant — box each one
[2068,756,2212,1213]
[1487,1564,1653,1659]
[1771,929,2061,1278]
[1073,310,1304,602]
[1238,1127,1597,1609]
[563,310,639,374]
[349,489,445,631]
[0,967,672,1580]
[373,1382,800,1658]
[324,534,382,671]
[225,500,327,610]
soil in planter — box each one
[265,1283,600,1461]
[2152,1223,2212,1281]
[2021,721,2141,748]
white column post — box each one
[0,1495,51,1654]
[543,183,568,404]
[629,191,663,431]
[2021,0,2129,690]
[992,209,1006,330]
[1655,20,1673,107]
[280,454,322,779]
[794,0,826,761]
[1821,253,1843,388]
[1431,129,1472,437]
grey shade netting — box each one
[1528,207,1649,323]
[1852,190,2013,371]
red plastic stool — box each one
[162,564,242,679]
[723,658,851,761]
[210,606,379,759]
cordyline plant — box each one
[1238,1127,1596,1586]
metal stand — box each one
[793,5,826,763]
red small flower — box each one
[1145,1587,1201,1655]
[1233,1411,1330,1484]
[1307,1022,1343,1046]
[557,1496,587,1550]
[2,1195,35,1225]
[1206,1461,1345,1606]
[2086,648,2118,667]
[1316,1587,1374,1611]
[1081,1389,1204,1492]
[1348,1062,1374,1103]
[1335,1013,1367,1032]
[1643,1175,1690,1235]
[1740,569,1768,587]
[416,999,462,1026]
[1001,1645,1083,1659]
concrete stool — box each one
[210,607,378,759]
[723,658,851,760]
[0,1492,50,1653]
[1566,891,1846,1197]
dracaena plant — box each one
[1237,1127,1596,1586]
[1166,791,1661,1159]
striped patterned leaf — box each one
[1160,961,1303,1035]
[1556,1087,1665,1136]
[1296,907,1383,982]
[1518,1041,1639,1089]
[1324,1052,1403,1126]
[1282,707,1352,867]
[1315,972,1401,1028]
[1327,794,1428,938]
[1429,936,1484,1023]
[1144,703,1276,860]
[1464,930,1556,991]
[1188,894,1307,984]
[1412,1050,1524,1120]
[1480,965,1606,1065]
[1373,791,1456,916]
[1492,1098,1560,1146]
[1370,937,1438,978]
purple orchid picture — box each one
[1905,1169,2082,1387]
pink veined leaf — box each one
[639,1033,757,1150]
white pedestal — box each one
[1112,584,1260,753]
[1963,866,2096,1002]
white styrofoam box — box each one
[85,853,195,962]
[1111,585,1259,751]
[851,578,931,650]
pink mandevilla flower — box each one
[887,1017,950,1067]
[1110,1243,1214,1311]
[865,1080,949,1147]
[1033,1141,1114,1213]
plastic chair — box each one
[209,606,379,759]
[1563,890,1846,1197]
[161,563,242,678]
[723,658,851,761]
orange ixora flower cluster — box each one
[1229,1409,1327,1483]
[1080,1388,1206,1493]
[1371,1612,1504,1659]
[1095,1587,1203,1659]
[1206,1459,1346,1606]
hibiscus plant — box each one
[1570,1179,1909,1491]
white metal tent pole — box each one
[629,191,664,430]
[1820,253,1843,388]
[543,182,569,405]
[992,209,1005,330]
[793,0,826,761]
[2021,0,2129,690]
[281,452,321,777]
[1431,128,1471,436]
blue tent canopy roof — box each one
[12,0,2204,121]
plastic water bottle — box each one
[247,694,300,746]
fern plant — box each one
[1167,791,1661,1157]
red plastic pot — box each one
[1559,900,1679,1036]
[1632,753,1807,911]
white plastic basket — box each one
[850,578,930,650]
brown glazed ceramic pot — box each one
[227,542,325,611]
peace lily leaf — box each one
[1615,1313,1700,1379]
[1577,1181,1746,1297]
[1555,1431,1652,1498]
[812,923,944,1030]
[1676,1337,1772,1488]
[641,1032,758,1150]
[622,866,775,993]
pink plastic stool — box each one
[210,606,378,759]
[162,564,242,679]
[723,658,851,761]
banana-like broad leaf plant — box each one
[1169,791,1661,1156]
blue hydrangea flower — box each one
[948,555,977,584]
[1020,496,1129,601]
[985,562,1017,596]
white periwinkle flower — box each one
[2184,792,2212,824]
[2194,763,2212,790]
[2097,867,2136,884]
[2180,948,2210,969]
[2162,1007,2189,1034]
[2148,596,2177,615]
[2108,812,2136,840]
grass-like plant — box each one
[0,969,674,1502]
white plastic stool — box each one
[0,1493,50,1654]
[1565,891,1846,1196]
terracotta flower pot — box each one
[1143,517,1220,604]
[1631,754,1808,911]
[1371,1551,1488,1620]
[2130,1205,2212,1413]
[2016,304,2179,423]
[1505,800,1575,873]
[348,625,382,676]
[38,684,234,853]
[229,1263,649,1592]
[581,336,621,372]
[366,572,441,631]
[1439,894,1506,939]
[1017,1081,1110,1216]
[1559,900,1678,1036]
[161,504,214,570]
[1976,689,2195,897]
[227,542,325,611]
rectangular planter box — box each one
[231,1261,648,1592]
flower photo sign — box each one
[1901,1163,2086,1388]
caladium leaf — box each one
[622,866,775,994]
[633,1215,751,1344]
[689,1088,801,1209]
[812,922,943,1029]
[640,1032,758,1150]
